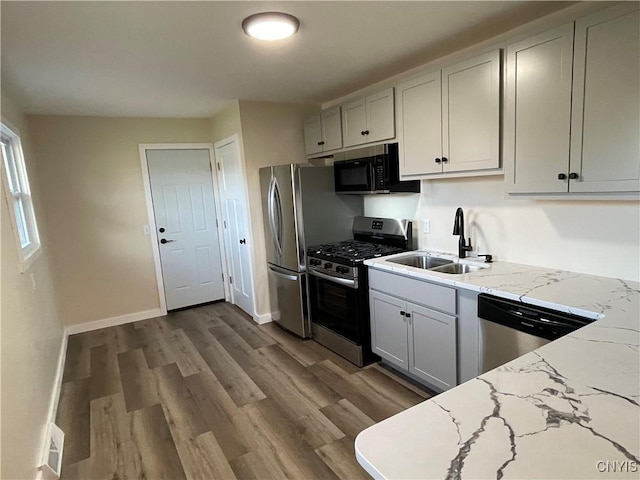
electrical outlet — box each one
[422,219,431,234]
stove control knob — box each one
[309,259,319,266]
[324,262,332,269]
[336,266,348,274]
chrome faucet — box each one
[453,207,472,258]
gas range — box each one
[308,240,405,266]
[307,240,405,288]
[306,216,414,367]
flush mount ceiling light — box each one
[242,12,300,41]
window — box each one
[1,121,40,271]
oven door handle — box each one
[309,269,357,289]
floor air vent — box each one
[40,423,64,479]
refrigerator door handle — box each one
[272,177,284,256]
[268,264,299,281]
[267,177,282,257]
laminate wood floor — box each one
[57,302,432,479]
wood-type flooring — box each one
[56,302,432,479]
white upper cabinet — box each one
[398,50,501,178]
[303,115,323,155]
[342,87,395,147]
[506,4,639,195]
[504,24,574,194]
[442,50,501,173]
[303,107,343,156]
[397,72,443,175]
[320,108,343,152]
[569,5,640,193]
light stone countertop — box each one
[357,252,640,479]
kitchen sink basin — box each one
[387,254,453,270]
[430,263,486,274]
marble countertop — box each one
[357,252,640,479]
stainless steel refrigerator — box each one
[260,164,363,338]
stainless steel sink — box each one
[387,254,453,270]
[430,263,486,274]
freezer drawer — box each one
[267,264,310,338]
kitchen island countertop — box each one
[357,253,639,479]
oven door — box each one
[308,270,363,343]
[333,159,375,193]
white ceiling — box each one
[1,1,573,118]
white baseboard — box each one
[38,327,68,479]
[65,308,164,335]
[253,312,272,325]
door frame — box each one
[139,143,230,315]
[213,134,258,321]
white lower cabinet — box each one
[369,270,458,392]
[370,291,410,368]
[406,303,457,391]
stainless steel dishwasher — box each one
[477,293,594,373]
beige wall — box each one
[365,177,640,282]
[1,91,64,479]
[236,100,318,317]
[28,115,212,326]
[210,101,242,143]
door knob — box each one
[239,238,246,244]
[160,238,174,244]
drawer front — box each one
[369,268,456,314]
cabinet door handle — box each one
[441,157,448,163]
[361,131,366,136]
[558,173,567,180]
[364,130,370,135]
[435,158,442,164]
[569,172,579,180]
[400,310,406,316]
[405,312,411,318]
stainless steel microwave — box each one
[333,143,420,194]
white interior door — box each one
[214,136,255,316]
[147,149,225,310]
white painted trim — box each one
[38,329,68,479]
[253,312,272,325]
[138,143,231,314]
[213,134,259,318]
[65,309,163,335]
